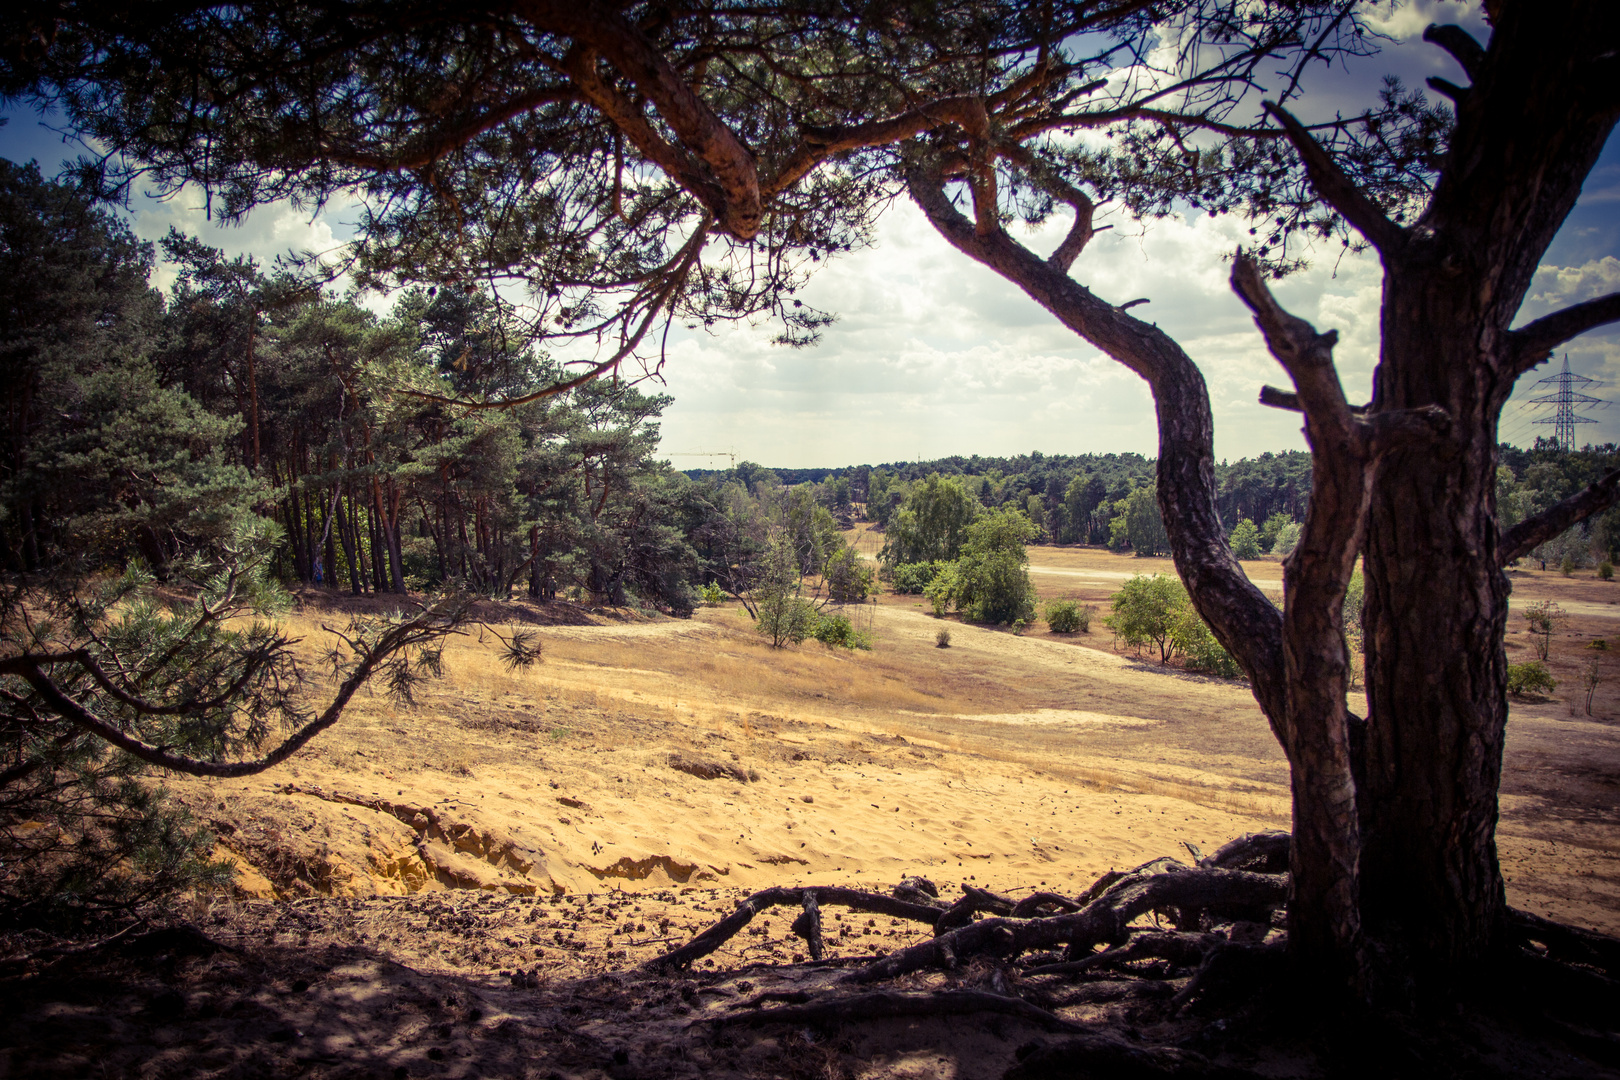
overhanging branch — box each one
[903,158,1288,737]
[0,609,467,778]
[1499,468,1620,567]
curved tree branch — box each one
[767,96,990,197]
[1422,24,1487,80]
[1264,101,1406,256]
[0,610,467,778]
[1506,292,1620,377]
[996,142,1095,273]
[524,2,762,238]
[395,219,709,411]
[903,158,1288,736]
[1499,467,1620,567]
[1231,253,1368,979]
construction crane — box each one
[664,448,737,469]
[1528,355,1607,451]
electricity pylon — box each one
[1529,355,1605,451]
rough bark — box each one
[1230,253,1410,991]
[1355,3,1620,973]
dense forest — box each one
[0,158,795,617]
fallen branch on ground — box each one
[643,885,944,971]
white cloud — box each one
[655,199,1391,466]
[1527,256,1620,309]
[1363,0,1483,41]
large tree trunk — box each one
[1358,276,1511,973]
[1353,1,1620,975]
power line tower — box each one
[1529,355,1606,451]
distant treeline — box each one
[690,450,1313,545]
[695,441,1620,563]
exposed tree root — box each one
[1198,830,1291,874]
[1507,906,1620,977]
[844,862,1286,984]
[638,834,1620,1079]
[1024,930,1218,977]
[696,988,1086,1034]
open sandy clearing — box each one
[172,568,1620,969]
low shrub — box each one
[1507,660,1557,698]
[699,582,726,605]
[812,612,872,650]
[1044,599,1091,633]
[1229,518,1262,560]
[923,562,960,617]
[1601,560,1614,581]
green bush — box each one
[892,561,940,594]
[1229,518,1262,560]
[758,594,819,646]
[812,611,872,650]
[699,582,726,605]
[1507,661,1556,698]
[1044,598,1090,633]
[1261,512,1294,553]
[1344,568,1365,650]
[1171,608,1242,677]
[923,561,960,616]
[1601,560,1614,581]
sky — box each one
[3,0,1617,469]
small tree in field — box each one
[1524,600,1563,661]
[1105,574,1186,664]
[1261,512,1294,553]
[1230,519,1262,561]
[752,527,818,647]
[923,507,1038,625]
